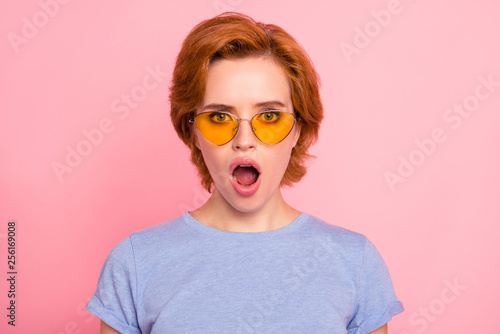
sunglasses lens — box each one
[194,112,238,145]
[194,111,296,145]
[252,111,295,144]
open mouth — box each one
[229,158,262,196]
[232,165,260,187]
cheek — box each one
[199,145,218,172]
[198,146,229,186]
[266,146,294,179]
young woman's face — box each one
[194,56,300,213]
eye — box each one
[210,112,231,123]
[259,111,280,122]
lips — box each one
[229,157,262,196]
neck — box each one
[190,187,300,233]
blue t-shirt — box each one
[87,212,403,333]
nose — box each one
[232,118,256,150]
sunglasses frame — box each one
[189,110,301,146]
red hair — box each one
[169,12,323,192]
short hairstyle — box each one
[169,12,323,192]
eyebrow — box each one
[201,100,287,112]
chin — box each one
[226,196,266,214]
[216,187,268,214]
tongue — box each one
[233,166,259,186]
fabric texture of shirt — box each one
[86,212,404,333]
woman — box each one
[87,12,404,333]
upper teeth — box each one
[240,165,251,167]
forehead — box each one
[200,56,292,112]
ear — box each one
[194,132,201,150]
[190,119,201,150]
[292,121,301,147]
[191,110,202,150]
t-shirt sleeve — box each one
[86,236,141,333]
[347,237,404,334]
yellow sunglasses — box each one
[190,110,300,146]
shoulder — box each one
[304,214,364,236]
[110,213,205,266]
[302,213,370,252]
[294,213,382,275]
[129,213,191,244]
[104,214,189,261]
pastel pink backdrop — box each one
[1,0,499,333]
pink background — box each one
[1,0,499,333]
